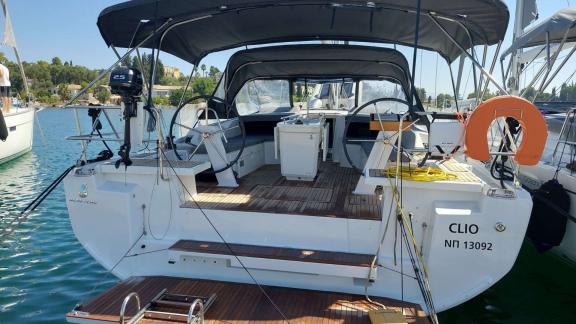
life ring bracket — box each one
[464,96,547,166]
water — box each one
[0,109,117,323]
[0,109,575,323]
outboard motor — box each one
[109,66,143,168]
[0,111,7,141]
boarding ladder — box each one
[119,289,217,324]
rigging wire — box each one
[159,149,289,323]
[364,187,402,309]
[386,165,439,323]
[434,54,439,107]
[81,231,146,303]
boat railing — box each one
[552,108,576,166]
[187,298,205,324]
[119,292,141,324]
[64,105,123,150]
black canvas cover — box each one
[223,44,411,102]
[528,179,570,253]
[98,0,509,64]
[502,7,576,59]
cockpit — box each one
[167,44,427,187]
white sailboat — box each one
[500,1,576,265]
[59,1,546,323]
[0,0,34,165]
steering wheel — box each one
[168,95,246,174]
[342,97,411,173]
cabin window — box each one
[293,79,355,111]
[235,80,291,115]
[213,75,225,100]
[357,80,408,115]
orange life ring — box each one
[464,96,547,166]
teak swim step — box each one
[169,239,374,268]
[66,276,429,323]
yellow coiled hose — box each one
[381,166,457,182]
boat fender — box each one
[528,179,569,253]
[464,96,547,165]
[0,110,7,141]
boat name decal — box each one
[68,198,97,205]
[449,223,478,234]
[444,240,493,251]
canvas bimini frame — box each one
[501,7,576,100]
[63,0,510,166]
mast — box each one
[509,1,526,95]
[0,0,30,104]
[509,0,538,95]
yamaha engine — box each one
[109,66,143,168]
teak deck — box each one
[186,163,381,220]
[67,276,429,323]
[170,240,374,267]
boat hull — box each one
[63,159,532,312]
[0,109,34,165]
[519,163,576,265]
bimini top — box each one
[223,44,411,102]
[502,7,576,59]
[97,0,509,64]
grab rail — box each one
[119,292,141,323]
[187,298,205,324]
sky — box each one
[1,0,575,98]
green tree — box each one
[436,93,453,108]
[192,77,215,96]
[209,66,220,78]
[415,88,426,100]
[96,87,111,104]
[201,64,206,77]
[559,83,576,101]
[129,53,165,84]
[51,57,62,66]
[467,90,496,101]
[520,86,554,101]
[5,60,24,96]
[58,84,71,101]
[169,88,194,106]
[152,96,170,106]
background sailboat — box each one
[0,0,34,165]
[500,0,576,265]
